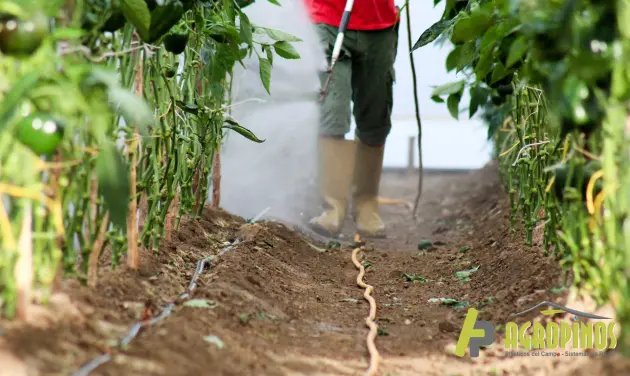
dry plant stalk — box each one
[88,212,110,287]
[127,48,143,271]
[138,191,148,230]
[164,189,180,242]
[51,152,66,291]
[192,168,203,214]
[89,173,98,234]
[15,201,33,321]
[79,173,99,272]
[211,146,221,208]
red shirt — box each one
[304,0,398,31]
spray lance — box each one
[319,0,355,101]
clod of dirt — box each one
[0,341,29,376]
[19,292,84,329]
[438,319,459,333]
[236,223,263,242]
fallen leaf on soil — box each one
[402,273,430,283]
[183,299,218,309]
[427,298,470,309]
[203,335,224,349]
[417,240,434,250]
[342,298,360,303]
[306,242,327,252]
[239,313,250,324]
[455,265,480,284]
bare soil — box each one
[2,161,630,376]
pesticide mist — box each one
[218,1,327,224]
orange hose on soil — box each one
[351,245,381,376]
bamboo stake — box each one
[211,147,221,208]
[88,212,110,287]
[127,48,143,271]
[15,200,33,321]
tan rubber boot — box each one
[352,139,386,238]
[308,137,357,237]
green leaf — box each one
[239,12,253,46]
[120,0,151,41]
[447,92,462,120]
[469,85,489,118]
[620,0,630,40]
[223,119,266,143]
[0,1,26,17]
[267,0,281,5]
[108,87,153,137]
[264,45,274,66]
[273,41,300,59]
[430,80,465,97]
[490,62,509,84]
[457,42,476,72]
[239,313,250,324]
[96,141,130,231]
[176,101,199,115]
[612,60,630,100]
[450,11,492,44]
[412,19,452,51]
[52,27,86,40]
[0,71,39,128]
[486,103,511,140]
[183,299,218,308]
[418,239,434,250]
[402,273,430,283]
[445,46,461,72]
[258,56,272,94]
[203,335,224,349]
[474,48,493,79]
[262,27,302,42]
[431,95,445,103]
[428,297,469,308]
[455,265,480,280]
[506,36,528,68]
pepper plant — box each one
[413,0,630,352]
[0,0,301,319]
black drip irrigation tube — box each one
[70,240,240,376]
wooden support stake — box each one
[164,189,179,242]
[88,212,110,287]
[15,201,33,321]
[211,146,221,208]
[127,49,143,271]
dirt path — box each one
[2,163,630,376]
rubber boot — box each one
[308,137,357,237]
[352,139,386,238]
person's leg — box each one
[350,25,399,238]
[308,24,357,237]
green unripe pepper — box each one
[0,11,50,56]
[145,0,185,43]
[163,32,189,55]
[16,114,64,156]
[102,12,127,32]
